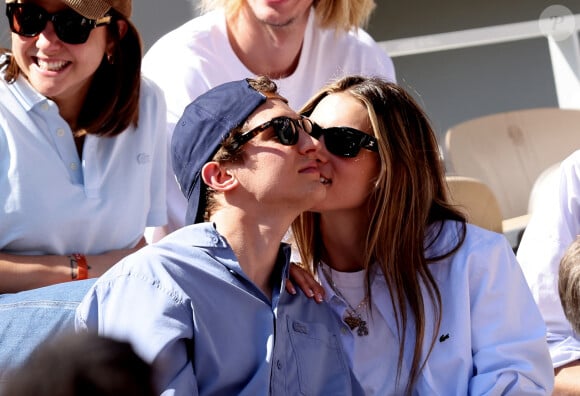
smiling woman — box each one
[0,0,167,293]
[0,0,168,379]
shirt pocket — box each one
[286,316,351,396]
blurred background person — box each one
[559,237,580,335]
[2,332,155,396]
[518,150,580,395]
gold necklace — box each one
[321,264,369,337]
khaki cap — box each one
[63,0,131,19]
[6,0,132,19]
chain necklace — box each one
[321,264,370,337]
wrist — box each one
[69,254,89,280]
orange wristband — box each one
[70,253,89,280]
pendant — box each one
[356,320,369,336]
[344,315,362,330]
[343,314,369,337]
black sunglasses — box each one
[230,116,314,150]
[310,123,378,158]
[6,3,112,45]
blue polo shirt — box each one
[0,72,167,255]
[76,223,362,396]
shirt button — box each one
[70,162,78,171]
[276,360,282,370]
[341,326,349,335]
[41,103,49,111]
[56,128,65,137]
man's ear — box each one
[201,162,237,192]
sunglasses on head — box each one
[230,116,314,150]
[310,123,378,158]
[6,3,112,45]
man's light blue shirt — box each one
[76,223,362,396]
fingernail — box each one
[315,293,323,302]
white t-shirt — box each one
[517,150,580,368]
[319,263,394,395]
[0,74,167,255]
[141,8,396,237]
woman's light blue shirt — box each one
[0,73,167,255]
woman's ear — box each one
[116,19,128,39]
[105,20,128,62]
[201,162,237,192]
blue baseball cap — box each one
[171,79,268,225]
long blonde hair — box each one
[199,0,375,31]
[293,76,467,393]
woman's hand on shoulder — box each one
[286,262,325,303]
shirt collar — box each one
[178,222,292,287]
[5,74,51,112]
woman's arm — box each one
[0,238,146,293]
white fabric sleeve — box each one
[517,150,580,368]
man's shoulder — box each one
[305,24,395,81]
[142,10,232,88]
[311,24,381,50]
[562,149,580,173]
[92,226,229,298]
[144,10,225,56]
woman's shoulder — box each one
[437,220,507,251]
[0,72,46,120]
[430,221,514,272]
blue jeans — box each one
[0,279,95,381]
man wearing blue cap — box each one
[75,77,363,395]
